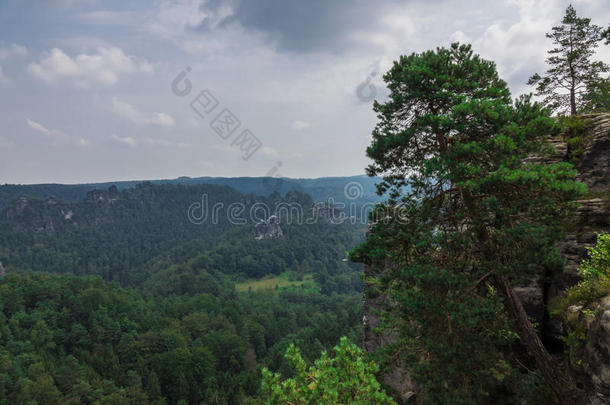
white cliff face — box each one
[254,215,284,240]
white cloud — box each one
[0,66,6,84]
[0,43,27,60]
[261,146,279,158]
[26,119,90,146]
[150,112,175,127]
[111,98,139,121]
[111,134,138,148]
[110,134,190,149]
[144,137,190,148]
[111,98,175,127]
[28,47,152,87]
[291,120,311,130]
[456,0,564,95]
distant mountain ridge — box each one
[0,174,383,210]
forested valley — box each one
[0,182,366,404]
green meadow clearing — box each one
[235,272,317,292]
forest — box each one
[0,182,367,404]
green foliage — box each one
[561,115,591,165]
[580,233,610,280]
[261,337,396,405]
[550,233,610,317]
[528,5,609,115]
[547,234,610,371]
[583,77,610,113]
[0,270,363,403]
[356,42,585,403]
[0,180,372,403]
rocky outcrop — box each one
[577,114,610,191]
[544,115,610,348]
[85,186,119,203]
[563,297,610,405]
[363,260,416,401]
[522,114,610,401]
[585,297,610,404]
[311,202,348,224]
[14,197,28,215]
[254,215,284,239]
[514,273,546,328]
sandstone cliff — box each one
[254,215,284,239]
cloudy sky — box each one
[0,0,608,184]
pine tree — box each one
[354,42,586,404]
[528,5,608,115]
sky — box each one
[0,0,608,184]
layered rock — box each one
[577,114,610,190]
[544,115,610,348]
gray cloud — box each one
[196,0,408,53]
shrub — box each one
[549,233,610,317]
[261,337,396,405]
[562,115,591,166]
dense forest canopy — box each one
[0,180,369,404]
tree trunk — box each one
[569,29,577,116]
[493,275,579,405]
[457,157,578,404]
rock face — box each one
[85,187,118,203]
[363,260,416,401]
[254,215,284,239]
[585,297,610,404]
[311,202,347,224]
[544,114,610,347]
[529,114,610,401]
[577,114,610,190]
[514,273,546,328]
